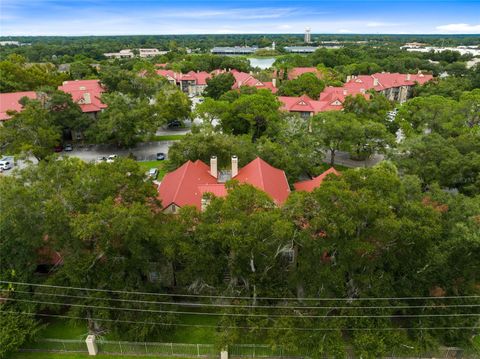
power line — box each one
[5,289,480,311]
[2,311,478,332]
[4,298,479,319]
[3,281,479,301]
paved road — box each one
[324,150,384,168]
[62,140,175,162]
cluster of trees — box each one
[1,157,478,357]
[2,34,479,63]
[0,54,68,92]
[393,88,480,196]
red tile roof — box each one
[158,157,290,210]
[156,70,212,86]
[234,157,290,205]
[278,95,336,114]
[0,91,37,121]
[294,167,340,192]
[158,160,217,210]
[58,80,106,113]
[284,67,323,80]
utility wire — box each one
[3,281,479,301]
[4,289,480,311]
[4,298,479,319]
[2,311,478,332]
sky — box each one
[1,0,480,36]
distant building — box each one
[284,46,319,53]
[304,27,312,44]
[211,46,258,55]
[104,49,135,59]
[0,41,20,46]
[104,48,167,59]
[0,91,37,121]
[158,156,290,212]
[279,72,434,117]
[156,68,278,96]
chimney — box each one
[406,73,411,81]
[373,77,379,86]
[360,88,366,94]
[210,156,218,179]
[346,75,351,82]
[343,89,347,96]
[272,78,277,88]
[231,155,238,178]
[249,71,253,75]
[83,93,91,104]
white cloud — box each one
[366,22,401,28]
[337,29,353,33]
[436,23,480,33]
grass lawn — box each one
[36,320,87,340]
[162,314,218,344]
[137,160,170,180]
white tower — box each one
[272,41,276,50]
[304,27,312,44]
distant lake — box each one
[248,57,276,69]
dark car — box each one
[63,143,73,151]
[167,120,182,128]
[54,145,63,152]
[156,152,166,161]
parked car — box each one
[156,152,166,161]
[0,160,13,171]
[106,155,117,163]
[148,168,158,179]
[197,97,204,103]
[63,143,73,151]
[167,120,182,128]
[54,145,63,152]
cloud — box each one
[337,29,353,33]
[366,22,401,28]
[436,23,480,33]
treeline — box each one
[1,34,479,62]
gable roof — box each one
[234,157,290,205]
[158,157,290,210]
[58,80,106,113]
[294,167,340,192]
[0,91,37,121]
[158,160,217,210]
[278,95,335,114]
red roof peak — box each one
[294,167,340,192]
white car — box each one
[0,160,13,171]
[106,155,117,163]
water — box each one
[248,57,276,69]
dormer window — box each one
[331,100,342,106]
[298,101,307,106]
[355,79,362,83]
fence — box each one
[20,339,476,358]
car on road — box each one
[63,143,73,151]
[96,156,107,163]
[167,120,182,128]
[148,168,158,179]
[0,159,13,171]
[106,155,117,163]
[156,152,166,161]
